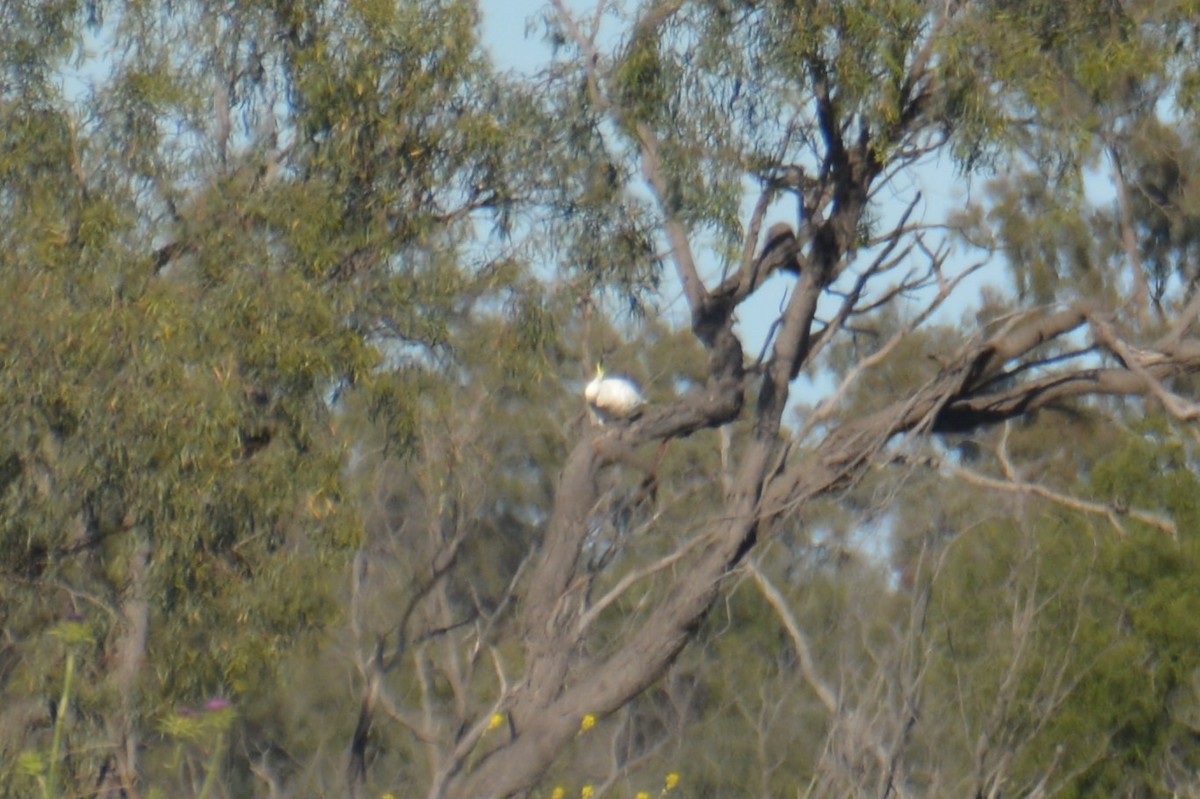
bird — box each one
[584,365,645,424]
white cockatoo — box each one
[584,365,645,424]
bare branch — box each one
[632,120,708,314]
[576,529,706,635]
[746,562,838,716]
[427,651,515,799]
[1092,315,1200,422]
[766,308,1200,520]
[945,459,1176,539]
[796,257,988,443]
[727,188,775,285]
[1164,286,1200,344]
[805,193,925,360]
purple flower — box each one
[204,698,231,712]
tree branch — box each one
[946,461,1176,539]
[765,310,1200,520]
[746,562,838,715]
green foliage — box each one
[987,172,1102,303]
[0,0,551,794]
[613,31,672,126]
[899,418,1200,797]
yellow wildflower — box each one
[486,713,505,733]
[579,713,597,734]
[664,772,681,791]
[581,786,595,799]
[637,793,650,799]
[550,788,565,799]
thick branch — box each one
[765,314,1200,520]
[514,438,602,709]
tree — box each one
[438,1,1200,796]
[4,0,1200,797]
[1,0,540,794]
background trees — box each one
[3,0,1200,797]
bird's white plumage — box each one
[584,366,645,423]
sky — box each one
[478,0,564,75]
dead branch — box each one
[746,562,838,715]
[1091,315,1200,422]
[946,461,1175,539]
[766,309,1200,521]
[576,529,705,635]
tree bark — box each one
[111,529,151,797]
